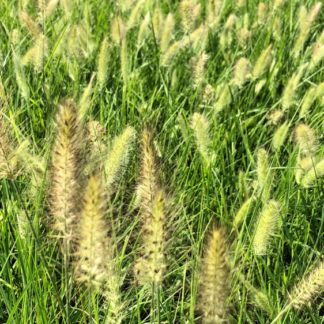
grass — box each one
[0,0,323,323]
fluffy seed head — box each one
[160,13,175,53]
[75,174,109,288]
[301,158,324,188]
[111,16,126,44]
[256,148,272,202]
[233,196,255,228]
[294,124,316,155]
[289,261,324,309]
[268,109,284,125]
[190,112,212,166]
[105,126,136,191]
[137,12,151,46]
[97,38,110,89]
[252,45,272,79]
[272,121,289,151]
[257,2,268,25]
[253,200,281,255]
[192,52,209,88]
[233,57,251,88]
[199,228,230,323]
[135,189,168,285]
[282,64,307,110]
[179,0,201,33]
[49,99,82,243]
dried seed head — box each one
[253,200,281,255]
[75,174,109,288]
[160,13,175,53]
[272,121,289,151]
[199,228,230,323]
[179,0,201,33]
[190,112,212,166]
[105,126,136,190]
[233,57,251,88]
[49,99,82,243]
[294,124,317,155]
[289,261,324,309]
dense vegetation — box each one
[0,0,323,323]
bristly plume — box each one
[199,227,230,323]
[282,64,307,110]
[105,126,136,191]
[134,129,168,286]
[252,44,272,80]
[160,13,175,53]
[192,51,209,88]
[75,173,109,288]
[294,123,317,155]
[253,200,281,255]
[190,112,212,166]
[232,57,251,88]
[289,260,324,309]
[256,148,272,202]
[49,99,82,244]
[179,0,201,33]
[233,196,255,228]
[97,37,110,89]
[272,121,289,151]
[0,111,21,179]
[301,158,324,188]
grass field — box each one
[0,0,323,323]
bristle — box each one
[160,13,175,53]
[192,51,209,88]
[97,37,110,89]
[256,148,272,202]
[152,7,164,40]
[120,37,128,83]
[179,0,201,33]
[137,12,151,46]
[233,57,251,88]
[233,196,255,228]
[104,126,136,191]
[49,99,82,243]
[299,86,317,119]
[134,129,168,285]
[199,228,230,323]
[294,155,317,185]
[293,3,322,57]
[257,2,268,25]
[272,121,289,151]
[252,45,272,80]
[0,112,20,179]
[190,112,212,166]
[127,0,144,30]
[206,0,222,28]
[13,53,30,100]
[282,64,307,110]
[294,123,317,155]
[22,34,48,71]
[104,254,124,324]
[79,74,95,120]
[301,158,324,188]
[253,200,281,255]
[44,0,60,18]
[75,174,108,288]
[136,128,159,215]
[111,16,126,44]
[289,261,324,309]
[19,11,42,37]
[135,189,168,285]
[215,82,232,113]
